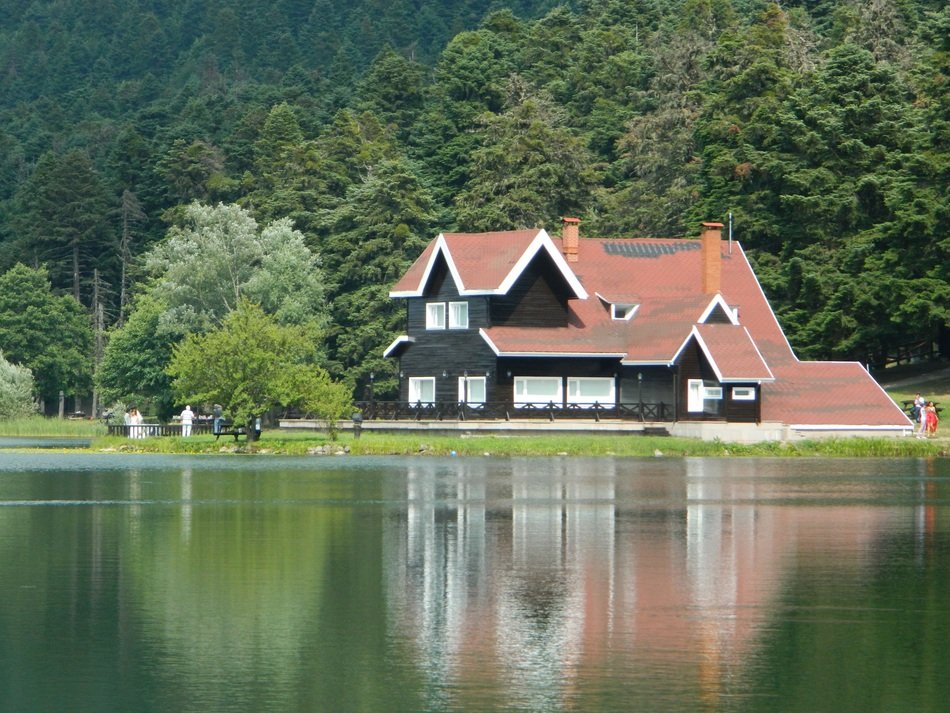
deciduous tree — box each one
[167,301,350,440]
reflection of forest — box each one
[384,459,909,709]
[1,458,946,712]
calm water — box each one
[0,454,948,713]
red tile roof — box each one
[392,231,911,429]
[692,324,774,382]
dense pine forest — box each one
[0,0,946,414]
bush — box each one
[0,351,37,419]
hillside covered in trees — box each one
[0,0,946,411]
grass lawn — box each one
[84,428,948,457]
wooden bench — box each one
[213,420,262,441]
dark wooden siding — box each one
[490,251,570,327]
[703,303,733,324]
[723,385,760,422]
[398,331,498,402]
[675,339,760,422]
[619,366,675,405]
[400,254,497,401]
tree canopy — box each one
[166,301,351,438]
[0,0,946,394]
[0,264,92,405]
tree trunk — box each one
[72,240,81,301]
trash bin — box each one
[351,412,363,439]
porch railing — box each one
[353,401,673,422]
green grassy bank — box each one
[73,429,950,457]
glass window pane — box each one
[514,377,561,404]
[567,378,614,405]
[458,376,485,404]
[449,301,468,329]
[426,303,445,329]
[409,377,435,403]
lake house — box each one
[383,219,912,440]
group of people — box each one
[123,406,145,438]
[912,394,940,438]
[122,404,196,438]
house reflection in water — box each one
[382,459,898,708]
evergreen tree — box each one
[0,264,93,406]
[10,149,115,304]
[320,157,437,394]
[454,78,597,231]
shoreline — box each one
[3,432,947,458]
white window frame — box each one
[513,376,563,407]
[687,379,704,412]
[425,302,446,330]
[703,386,723,400]
[731,386,756,401]
[408,377,436,405]
[566,377,615,407]
[457,375,486,404]
[448,301,469,329]
[611,303,638,321]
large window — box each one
[457,375,486,404]
[425,303,446,329]
[567,377,615,407]
[513,377,562,406]
[449,301,469,329]
[408,377,435,404]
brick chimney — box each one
[562,217,580,263]
[701,221,723,294]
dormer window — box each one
[611,303,638,321]
[426,302,446,329]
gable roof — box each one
[684,324,774,383]
[389,229,587,299]
[389,229,911,429]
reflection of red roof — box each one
[392,231,911,428]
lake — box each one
[0,453,947,713]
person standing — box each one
[128,407,144,438]
[925,402,939,437]
[917,401,927,438]
[212,404,223,436]
[180,404,194,437]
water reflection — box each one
[0,455,947,713]
[383,457,948,712]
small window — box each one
[449,301,469,329]
[732,387,756,401]
[611,303,638,321]
[703,386,723,400]
[567,377,615,406]
[457,376,485,404]
[408,377,435,404]
[513,377,562,406]
[426,302,446,329]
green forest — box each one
[0,0,946,414]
